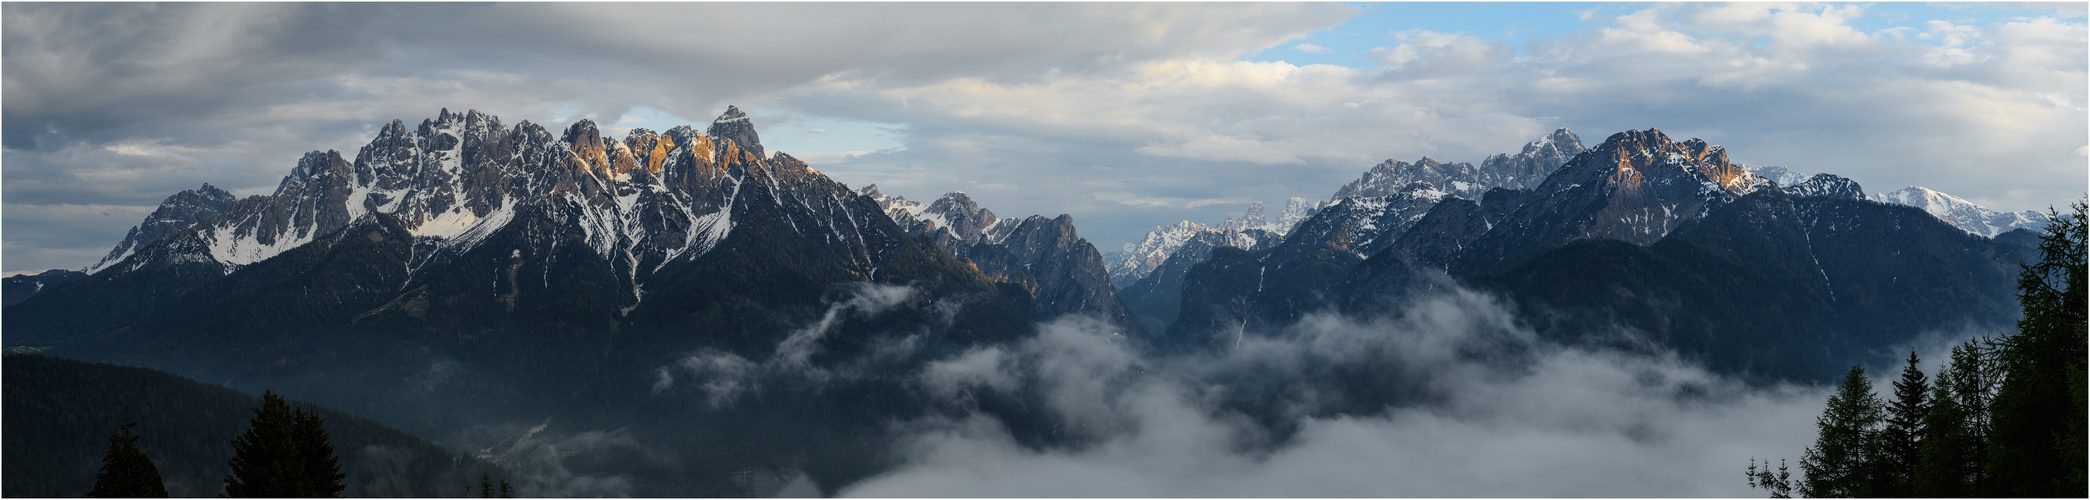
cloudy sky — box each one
[5,2,2085,274]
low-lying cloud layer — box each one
[651,282,927,407]
[843,289,1842,497]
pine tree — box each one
[1945,338,1998,492]
[1915,369,1970,497]
[1800,365,1884,498]
[224,390,344,497]
[499,480,513,498]
[87,413,168,498]
[1985,199,2087,497]
[1878,351,1929,496]
[1748,457,1793,498]
[480,474,493,498]
[291,408,345,497]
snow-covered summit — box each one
[91,106,885,303]
[1106,128,1590,285]
[1871,186,2052,237]
[1747,166,2050,237]
[1748,166,1810,188]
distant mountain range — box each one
[1147,127,2037,380]
[2,108,2057,493]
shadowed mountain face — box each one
[2,269,87,307]
[4,108,1053,495]
[1162,129,2035,381]
[861,187,1140,331]
[1448,128,1770,277]
[5,110,2055,495]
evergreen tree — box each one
[480,474,493,498]
[224,391,344,498]
[1915,370,1970,497]
[1879,351,1929,496]
[1945,338,1998,492]
[499,480,513,498]
[1748,457,1793,498]
[291,408,345,497]
[1984,200,2087,498]
[1800,365,1884,498]
[87,413,167,498]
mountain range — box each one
[1151,128,2035,380]
[2,108,2057,494]
[5,107,1092,494]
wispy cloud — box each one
[3,3,2080,272]
[841,288,1837,496]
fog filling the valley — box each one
[841,288,1854,497]
[460,282,1985,496]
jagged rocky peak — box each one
[1479,128,1585,191]
[284,149,353,185]
[906,190,1016,253]
[86,183,242,273]
[1334,156,1480,200]
[1335,128,1588,202]
[623,128,674,175]
[1243,201,1267,228]
[1584,128,1759,195]
[1786,173,1865,200]
[88,105,857,285]
[1530,128,1583,155]
[707,105,763,160]
[1749,165,1809,187]
[1441,127,1773,263]
[562,119,612,176]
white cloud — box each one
[650,282,923,407]
[1368,30,1515,78]
[1293,42,1332,54]
[841,290,1835,497]
[4,3,2082,272]
[1136,133,1305,165]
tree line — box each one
[1749,200,2086,498]
[89,390,517,498]
[4,354,523,497]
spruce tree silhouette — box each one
[1880,351,1930,496]
[87,412,167,497]
[223,391,344,497]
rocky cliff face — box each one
[1333,128,1585,201]
[87,184,239,273]
[1104,200,1304,286]
[1109,129,1586,288]
[24,107,1032,350]
[1784,173,1866,200]
[79,107,913,296]
[1449,128,1768,275]
[7,107,1053,496]
[861,186,1138,328]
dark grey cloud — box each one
[4,3,2080,274]
[2,3,1352,272]
[780,5,2083,255]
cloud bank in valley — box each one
[838,289,1847,497]
[3,3,2082,273]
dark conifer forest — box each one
[1751,200,2086,498]
[3,355,524,497]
